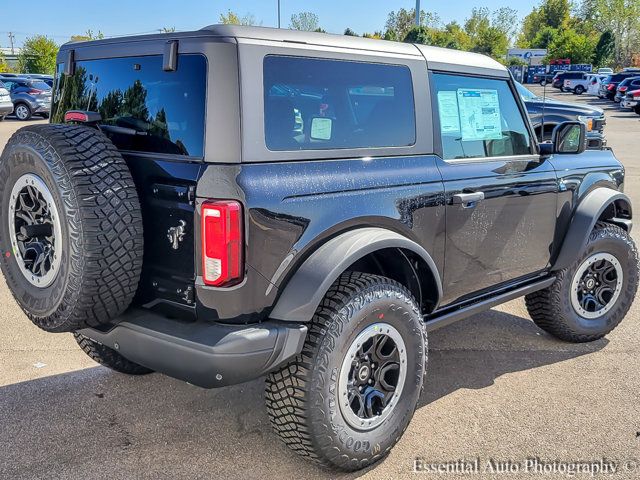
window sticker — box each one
[310,117,333,140]
[456,89,502,141]
[437,91,461,133]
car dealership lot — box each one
[1,91,639,479]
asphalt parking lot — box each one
[1,90,639,480]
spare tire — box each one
[0,124,143,332]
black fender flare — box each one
[269,227,442,322]
[552,188,632,271]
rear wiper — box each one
[99,124,148,136]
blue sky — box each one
[2,0,537,48]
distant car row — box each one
[546,68,640,116]
[0,74,53,121]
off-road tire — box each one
[525,223,639,342]
[0,124,144,332]
[265,272,427,471]
[74,332,153,375]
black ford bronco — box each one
[1,26,637,471]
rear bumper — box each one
[77,308,307,388]
[622,99,638,108]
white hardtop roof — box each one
[201,25,508,76]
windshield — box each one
[515,82,539,101]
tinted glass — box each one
[433,73,532,160]
[263,56,415,151]
[30,81,51,90]
[53,54,206,157]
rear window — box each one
[30,81,51,90]
[263,56,416,151]
[53,54,206,157]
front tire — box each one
[575,85,585,95]
[526,223,639,342]
[265,272,427,471]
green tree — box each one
[546,28,596,63]
[590,0,640,67]
[464,8,510,58]
[71,30,105,42]
[531,26,560,48]
[593,30,616,67]
[99,90,124,121]
[385,8,440,41]
[122,80,150,121]
[219,10,259,26]
[17,36,58,75]
[540,0,571,29]
[0,48,11,73]
[344,28,358,36]
[517,8,544,47]
[492,7,519,42]
[290,12,320,31]
[517,0,571,47]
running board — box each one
[424,276,556,332]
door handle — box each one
[452,192,485,208]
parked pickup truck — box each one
[516,82,607,149]
[563,73,602,95]
[1,26,637,472]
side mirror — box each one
[551,121,587,155]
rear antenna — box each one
[541,68,547,143]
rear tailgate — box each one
[52,53,208,315]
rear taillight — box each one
[27,89,43,95]
[608,84,616,91]
[619,86,628,92]
[201,200,243,287]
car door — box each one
[431,72,558,306]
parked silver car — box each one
[0,76,51,120]
[0,80,13,121]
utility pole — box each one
[415,0,421,26]
[277,0,281,28]
[8,32,15,54]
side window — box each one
[432,73,532,161]
[263,56,416,151]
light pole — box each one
[278,0,281,28]
[415,0,421,26]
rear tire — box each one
[265,272,427,471]
[74,333,153,375]
[525,223,639,342]
[0,125,144,332]
[575,85,585,95]
[0,116,5,122]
